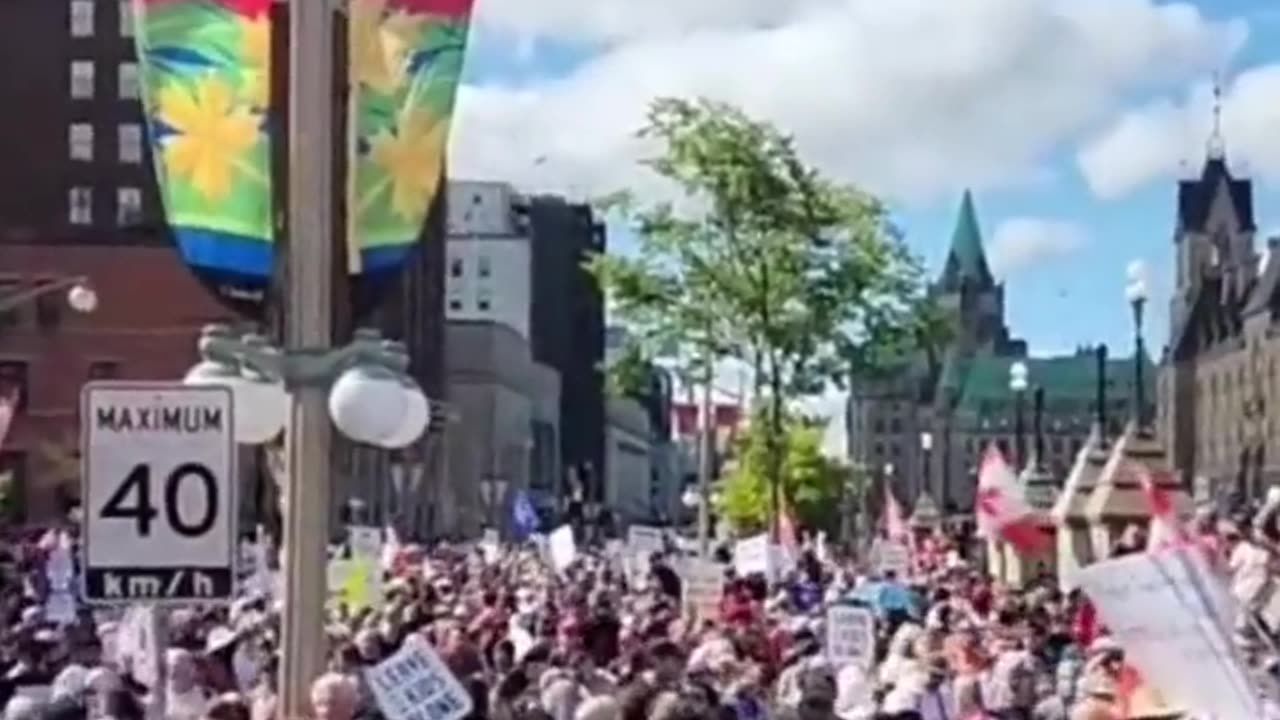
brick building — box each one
[0,0,232,523]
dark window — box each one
[34,278,62,328]
[88,360,120,380]
[449,258,463,277]
[448,299,462,311]
[0,361,28,410]
[478,255,492,278]
[0,451,27,524]
[0,277,22,326]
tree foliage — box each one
[589,97,934,532]
[716,419,848,534]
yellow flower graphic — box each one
[240,15,271,109]
[158,75,261,202]
[349,0,423,95]
[369,109,445,221]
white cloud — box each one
[1077,63,1280,198]
[453,0,1244,205]
[989,218,1089,276]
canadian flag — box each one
[976,444,1053,554]
[882,477,908,542]
[1131,463,1190,551]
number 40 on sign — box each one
[80,382,238,605]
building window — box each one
[448,299,462,311]
[0,451,28,524]
[449,258,463,278]
[116,187,142,226]
[69,123,94,161]
[478,255,492,278]
[118,123,142,163]
[70,0,95,37]
[0,278,20,327]
[118,62,139,100]
[69,187,93,225]
[119,0,135,36]
[476,288,492,312]
[89,360,121,380]
[70,60,95,99]
[0,361,29,411]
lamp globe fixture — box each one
[381,384,429,449]
[185,361,287,444]
[68,283,98,313]
[328,365,408,446]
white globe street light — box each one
[381,384,430,449]
[328,366,408,447]
[185,360,288,444]
[67,283,98,313]
[1009,361,1029,393]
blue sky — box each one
[449,0,1280,363]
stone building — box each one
[1158,143,1280,506]
[847,191,1152,515]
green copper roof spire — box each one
[940,189,994,289]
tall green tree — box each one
[717,419,847,534]
[591,97,932,536]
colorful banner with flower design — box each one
[132,0,473,310]
[347,0,474,274]
[132,0,274,294]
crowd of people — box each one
[1,501,1279,720]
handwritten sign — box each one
[549,525,577,572]
[826,605,875,668]
[871,540,910,577]
[365,635,473,720]
[734,534,770,577]
[1075,548,1259,720]
[682,559,724,623]
[628,525,666,555]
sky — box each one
[445,0,1280,453]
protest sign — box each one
[328,557,382,611]
[871,539,910,577]
[549,525,577,571]
[682,559,724,623]
[628,525,666,555]
[1075,547,1259,720]
[826,605,875,669]
[734,534,770,577]
[365,635,473,720]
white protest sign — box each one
[114,605,161,687]
[480,529,500,564]
[734,534,770,577]
[826,605,875,669]
[1075,547,1259,720]
[628,525,666,555]
[349,526,382,560]
[682,559,724,622]
[872,539,911,577]
[365,634,473,720]
[549,524,577,571]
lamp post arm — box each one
[0,275,89,314]
[197,325,412,388]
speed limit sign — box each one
[81,382,237,604]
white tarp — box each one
[1075,547,1260,719]
[549,525,577,572]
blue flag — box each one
[512,491,540,539]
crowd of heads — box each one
[2,504,1280,720]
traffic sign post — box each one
[81,382,237,604]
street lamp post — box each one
[1125,260,1149,432]
[0,276,98,315]
[184,324,430,716]
[1009,361,1029,469]
[1032,386,1045,471]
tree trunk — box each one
[767,351,784,542]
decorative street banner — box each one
[347,0,474,281]
[132,0,275,310]
[132,0,475,317]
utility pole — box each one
[278,0,334,715]
[697,347,714,556]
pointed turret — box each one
[938,190,994,291]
